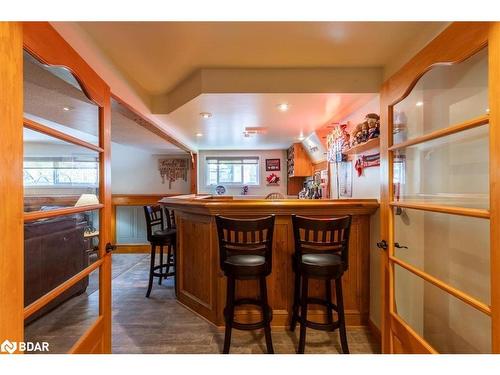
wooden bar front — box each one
[160,195,379,327]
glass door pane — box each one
[24,128,100,211]
[393,208,490,304]
[24,51,99,145]
[393,125,489,209]
[394,264,491,353]
[393,48,488,144]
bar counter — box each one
[160,195,379,327]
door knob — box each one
[376,240,388,250]
[105,243,117,253]
[394,242,408,249]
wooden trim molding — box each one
[69,316,104,354]
[111,194,174,206]
[384,22,489,107]
[23,22,108,107]
[488,22,500,353]
[0,21,24,349]
[24,117,104,153]
[24,259,103,319]
[390,256,491,316]
[114,244,150,254]
[390,312,437,354]
[389,201,490,219]
[388,114,489,151]
[190,153,198,194]
[24,204,104,222]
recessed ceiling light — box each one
[62,106,73,111]
[196,133,203,137]
[277,103,290,112]
[200,112,212,119]
[486,108,490,113]
[416,101,424,107]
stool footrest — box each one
[297,316,340,331]
[152,264,175,278]
[224,298,273,331]
[305,297,338,311]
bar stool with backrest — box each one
[143,205,176,298]
[290,214,352,354]
[215,215,275,354]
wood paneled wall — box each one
[173,205,376,327]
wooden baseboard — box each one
[114,244,150,254]
[368,318,381,344]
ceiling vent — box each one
[244,126,268,136]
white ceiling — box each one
[53,21,449,152]
[159,93,377,150]
[78,22,447,95]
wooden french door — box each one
[380,22,500,354]
[0,22,112,353]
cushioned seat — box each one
[153,228,177,238]
[300,253,344,278]
[224,254,266,277]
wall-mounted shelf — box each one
[344,137,380,155]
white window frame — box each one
[205,156,260,187]
[23,155,99,188]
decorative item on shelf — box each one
[353,124,362,146]
[365,113,380,139]
[349,113,380,150]
[354,153,380,177]
[265,158,281,171]
[326,123,349,163]
[158,158,189,188]
[266,173,280,186]
[241,185,249,195]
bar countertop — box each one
[159,194,379,216]
[159,194,379,327]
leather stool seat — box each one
[224,255,266,277]
[300,253,344,278]
[152,228,176,241]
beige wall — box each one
[329,95,383,328]
[111,142,191,194]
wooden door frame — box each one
[379,21,499,353]
[0,22,24,352]
[0,22,112,353]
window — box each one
[206,157,260,186]
[24,156,99,187]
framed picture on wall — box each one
[265,158,280,171]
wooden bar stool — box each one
[144,205,176,298]
[290,214,352,354]
[215,215,275,354]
